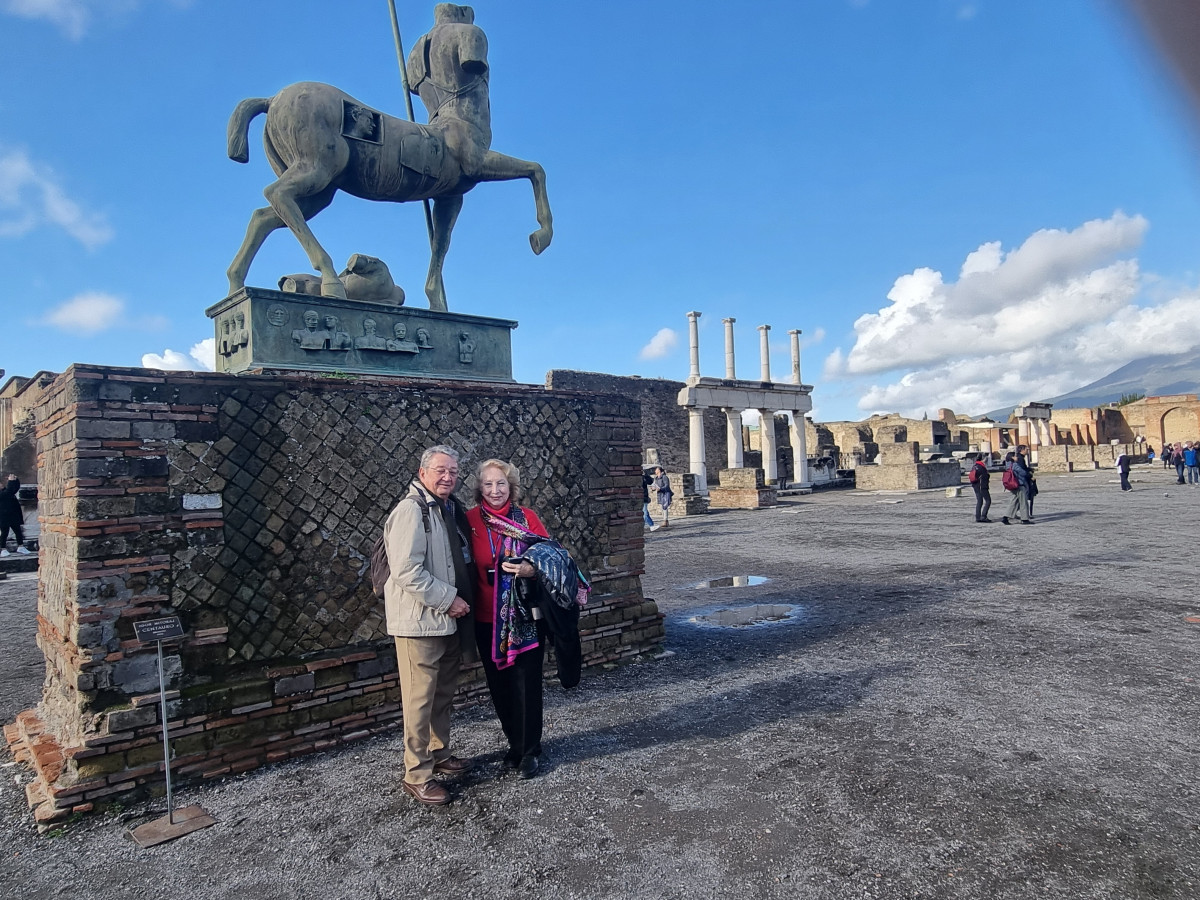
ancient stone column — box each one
[688,407,708,493]
[759,409,778,483]
[723,317,736,379]
[1041,418,1055,446]
[757,324,771,383]
[789,411,809,485]
[788,329,802,384]
[725,407,744,469]
[1017,417,1030,447]
[687,311,702,378]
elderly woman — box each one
[466,458,550,779]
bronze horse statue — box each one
[225,4,552,311]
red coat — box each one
[465,503,549,623]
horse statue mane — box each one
[224,3,551,312]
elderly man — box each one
[384,444,476,805]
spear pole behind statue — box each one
[387,0,436,251]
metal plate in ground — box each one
[128,805,217,848]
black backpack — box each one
[370,496,431,599]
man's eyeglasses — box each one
[429,466,459,478]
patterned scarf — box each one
[480,505,543,669]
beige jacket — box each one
[382,481,460,637]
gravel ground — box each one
[1,465,1198,899]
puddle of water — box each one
[686,575,769,590]
[689,603,803,628]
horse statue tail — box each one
[227,97,272,164]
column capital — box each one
[686,310,702,321]
[722,316,736,324]
[787,328,801,336]
[757,323,771,333]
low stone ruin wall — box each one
[6,365,662,826]
[1035,443,1145,472]
[854,460,961,491]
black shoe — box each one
[980,518,992,523]
[502,749,520,769]
[518,754,539,779]
[1001,516,1010,525]
[1020,520,1034,525]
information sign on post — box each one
[127,616,217,848]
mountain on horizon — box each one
[981,349,1200,420]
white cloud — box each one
[0,0,189,40]
[141,348,193,371]
[802,327,826,348]
[639,327,679,360]
[0,147,112,248]
[44,291,123,334]
[142,338,216,372]
[190,338,215,371]
[1,0,89,39]
[822,212,1200,416]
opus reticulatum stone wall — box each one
[5,365,661,826]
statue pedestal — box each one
[206,287,517,382]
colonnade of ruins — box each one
[1013,402,1055,463]
[677,312,814,492]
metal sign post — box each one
[128,617,216,848]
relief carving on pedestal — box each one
[458,331,475,364]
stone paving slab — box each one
[1,465,1197,899]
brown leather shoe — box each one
[402,779,451,806]
[432,755,474,778]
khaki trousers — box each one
[395,633,461,784]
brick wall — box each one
[7,365,662,826]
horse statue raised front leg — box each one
[224,4,551,312]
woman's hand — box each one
[501,560,535,579]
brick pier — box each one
[5,365,663,826]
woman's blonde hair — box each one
[475,458,521,504]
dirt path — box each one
[1,466,1196,899]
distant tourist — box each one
[1146,445,1155,464]
[1116,452,1132,492]
[641,468,655,531]
[969,457,991,523]
[383,446,476,806]
[652,466,673,529]
[1171,442,1186,483]
[0,475,31,556]
[1001,449,1033,525]
[1185,442,1199,486]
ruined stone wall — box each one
[545,370,725,481]
[10,365,661,825]
[1049,407,1099,445]
[1123,395,1200,446]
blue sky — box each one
[3,0,1200,421]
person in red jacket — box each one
[466,458,551,779]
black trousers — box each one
[972,483,991,521]
[0,523,24,548]
[475,622,545,760]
